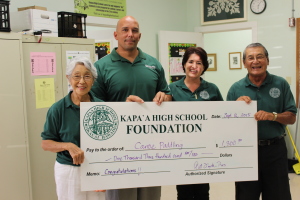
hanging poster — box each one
[66,51,91,66]
[169,43,196,83]
[201,0,247,25]
[34,78,55,109]
[95,42,111,61]
[74,0,126,19]
[30,52,56,76]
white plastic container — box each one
[10,9,58,37]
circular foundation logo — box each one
[269,88,280,98]
[199,90,209,99]
[83,105,119,141]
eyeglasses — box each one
[71,75,93,81]
[246,55,266,62]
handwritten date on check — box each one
[80,101,258,191]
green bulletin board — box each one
[169,43,196,83]
[95,42,111,61]
[75,0,126,19]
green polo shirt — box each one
[227,71,297,139]
[169,77,223,101]
[91,47,171,102]
[41,92,103,166]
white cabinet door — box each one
[22,41,63,200]
[22,36,95,200]
[0,33,31,200]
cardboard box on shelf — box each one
[18,6,47,11]
[10,9,58,37]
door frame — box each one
[195,21,257,44]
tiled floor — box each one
[161,173,300,200]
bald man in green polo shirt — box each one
[92,16,171,104]
[91,16,171,200]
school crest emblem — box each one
[199,90,209,99]
[269,88,280,98]
[83,105,119,141]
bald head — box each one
[116,16,139,31]
[114,16,141,52]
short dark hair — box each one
[243,43,269,61]
[182,47,209,75]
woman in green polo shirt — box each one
[41,57,106,200]
[169,47,223,200]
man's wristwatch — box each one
[272,112,278,121]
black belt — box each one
[258,135,284,146]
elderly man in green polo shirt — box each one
[227,43,297,200]
[91,16,171,200]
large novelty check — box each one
[80,101,258,191]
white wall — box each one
[9,0,189,59]
[250,1,298,103]
[186,0,201,32]
[8,0,300,161]
[203,30,252,99]
[194,1,300,158]
[9,0,75,12]
[126,0,188,58]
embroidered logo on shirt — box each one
[145,65,156,70]
[199,91,209,99]
[269,88,280,98]
[83,105,119,141]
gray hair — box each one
[243,43,269,61]
[66,56,97,79]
